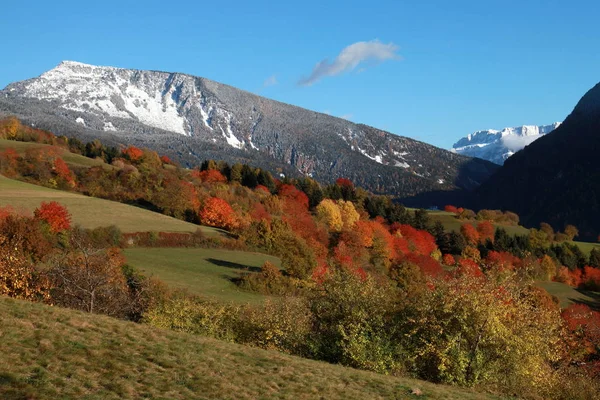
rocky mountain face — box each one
[452,123,561,165]
[475,82,600,240]
[0,61,498,202]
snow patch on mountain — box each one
[17,61,188,135]
[452,123,561,164]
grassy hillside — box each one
[124,248,280,304]
[0,296,503,400]
[426,210,599,254]
[426,210,529,236]
[0,175,221,235]
[537,281,600,310]
[0,139,109,169]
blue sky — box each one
[1,0,599,149]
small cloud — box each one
[501,134,542,152]
[323,110,332,115]
[340,113,353,120]
[263,75,278,87]
[299,39,401,86]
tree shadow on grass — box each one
[570,289,600,311]
[206,258,261,273]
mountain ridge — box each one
[1,61,498,202]
[452,123,561,165]
[475,81,600,240]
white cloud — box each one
[340,113,353,120]
[299,40,401,86]
[501,134,542,152]
[263,75,278,87]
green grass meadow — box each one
[536,281,600,310]
[124,248,281,304]
[0,175,220,235]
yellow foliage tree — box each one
[316,199,343,232]
[337,200,360,230]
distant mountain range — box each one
[475,81,600,240]
[0,61,497,202]
[452,123,561,165]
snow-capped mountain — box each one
[452,123,561,165]
[0,61,498,201]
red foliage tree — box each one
[403,253,445,279]
[442,253,456,266]
[444,205,458,213]
[53,157,76,186]
[34,201,71,233]
[460,223,480,246]
[477,220,495,243]
[335,177,354,188]
[250,202,271,222]
[398,224,437,256]
[277,184,309,210]
[122,146,144,162]
[581,266,600,290]
[483,251,518,273]
[562,304,600,363]
[455,258,484,279]
[199,197,238,230]
[160,155,172,164]
[194,169,227,183]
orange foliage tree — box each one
[199,197,238,230]
[122,146,144,162]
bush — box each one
[236,297,312,355]
[144,294,238,341]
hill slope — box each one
[0,296,501,400]
[475,81,600,240]
[0,174,219,235]
[0,61,498,201]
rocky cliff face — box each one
[0,61,498,201]
[452,123,561,165]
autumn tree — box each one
[564,224,579,241]
[460,223,479,246]
[400,275,565,393]
[476,221,494,243]
[316,199,343,232]
[0,231,50,302]
[53,157,76,188]
[0,116,20,139]
[48,229,130,316]
[308,269,398,373]
[199,197,238,230]
[122,146,144,162]
[34,201,71,233]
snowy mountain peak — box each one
[0,61,499,198]
[452,123,561,165]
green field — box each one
[0,175,221,235]
[124,248,281,304]
[536,281,600,310]
[426,210,530,235]
[0,139,109,168]
[0,296,503,400]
